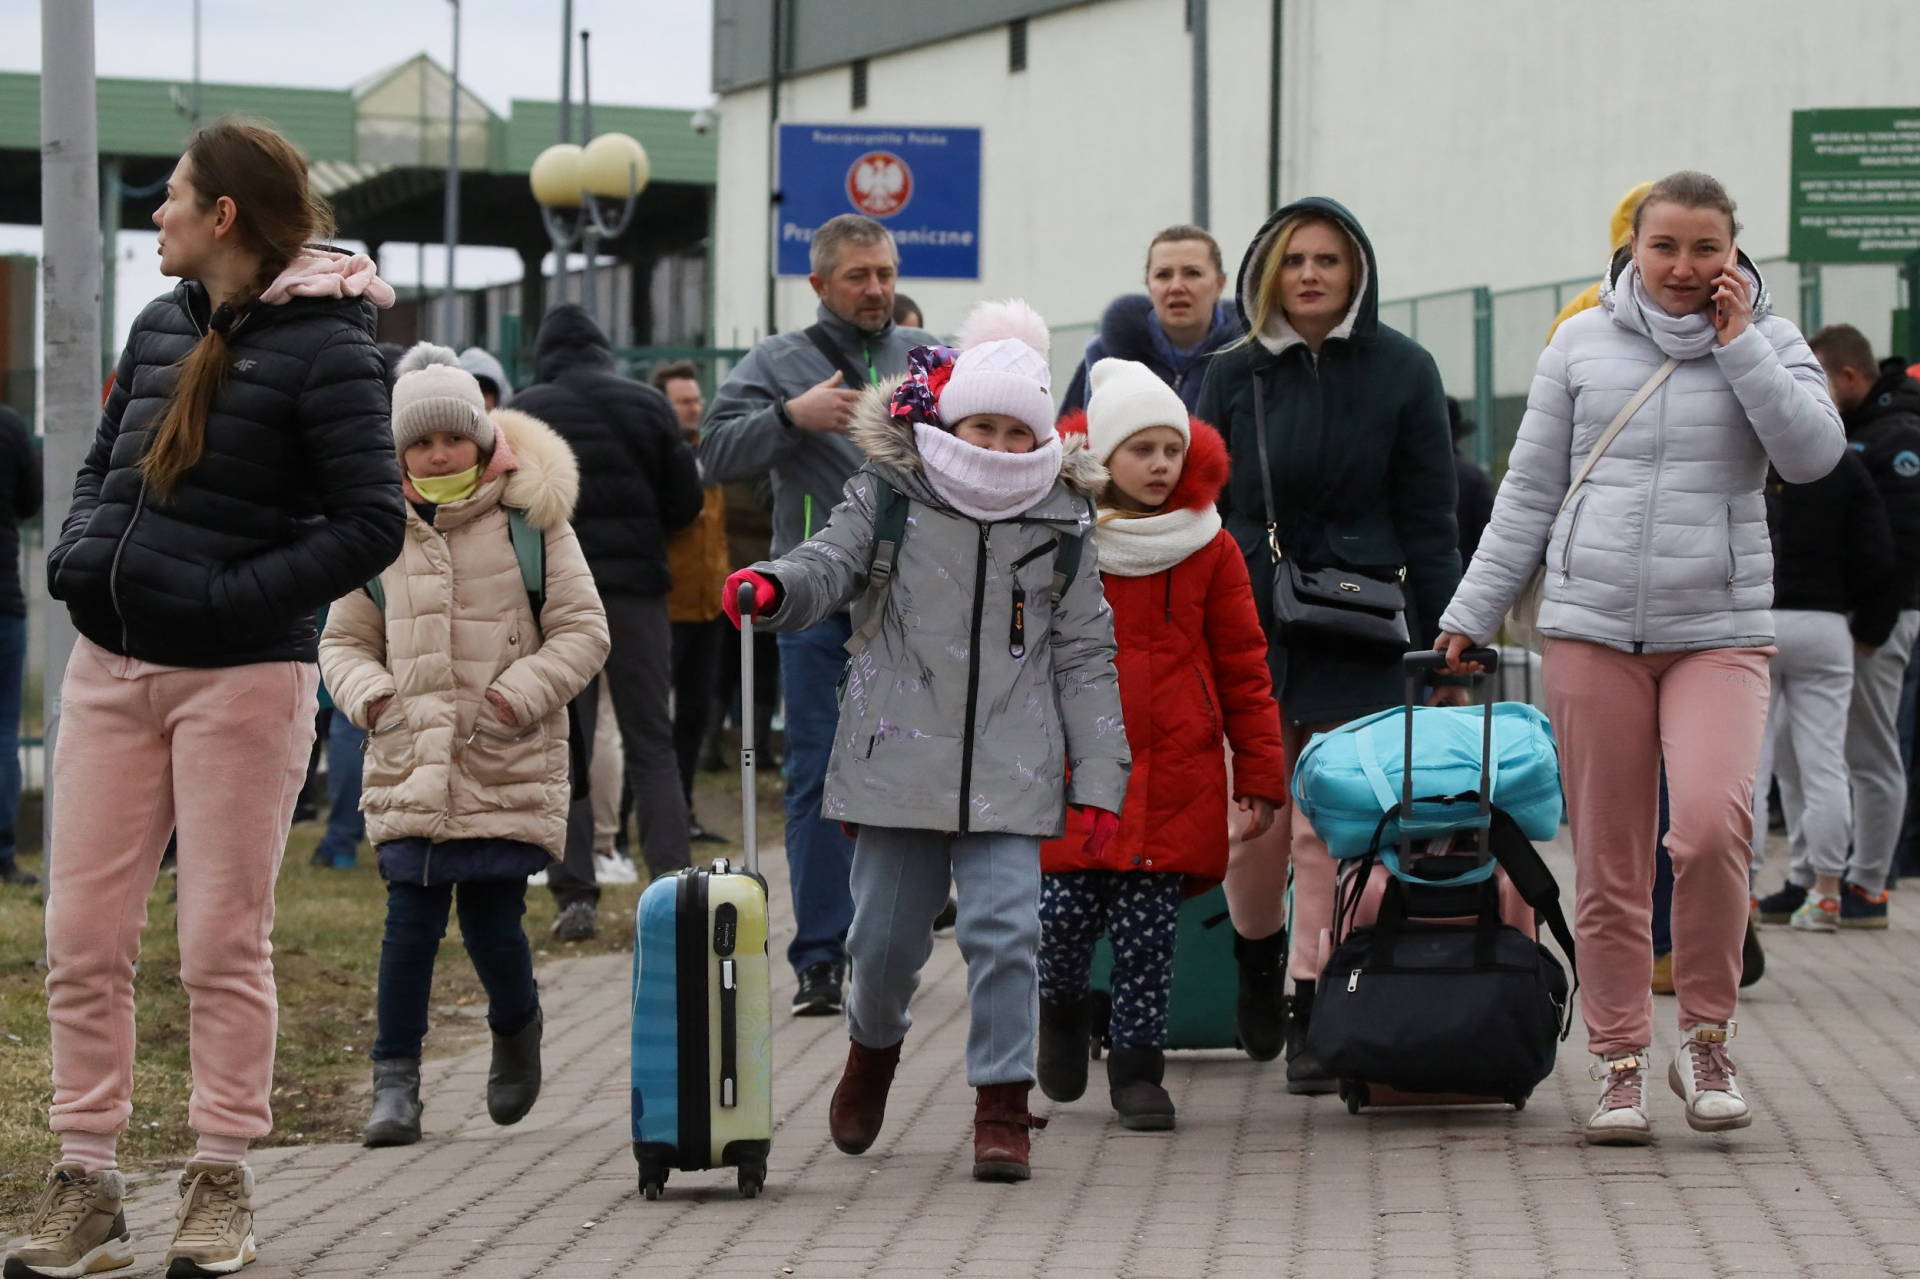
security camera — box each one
[690,108,714,136]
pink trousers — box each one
[1542,639,1771,1056]
[1224,720,1340,983]
[45,638,317,1141]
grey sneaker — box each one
[550,900,597,942]
[4,1162,132,1278]
[162,1162,255,1277]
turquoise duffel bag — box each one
[1291,702,1563,859]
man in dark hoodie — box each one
[511,304,703,940]
[1058,225,1240,415]
[1771,323,1920,930]
[700,214,935,1016]
[0,403,40,887]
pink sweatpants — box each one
[1224,720,1340,982]
[45,637,317,1142]
[1542,639,1771,1056]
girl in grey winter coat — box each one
[1437,172,1844,1148]
[724,301,1128,1184]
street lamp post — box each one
[529,133,648,327]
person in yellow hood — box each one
[1546,181,1653,341]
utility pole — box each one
[442,0,462,344]
[764,0,783,338]
[39,0,102,885]
[1190,0,1210,227]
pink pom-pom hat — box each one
[936,298,1056,442]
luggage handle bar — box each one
[738,583,760,877]
[1399,649,1499,859]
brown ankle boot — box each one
[829,1038,902,1155]
[972,1082,1048,1182]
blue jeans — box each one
[372,878,539,1061]
[1652,769,1673,958]
[777,615,857,975]
[0,613,21,864]
[315,712,366,867]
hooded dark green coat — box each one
[1196,197,1460,725]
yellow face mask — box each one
[410,464,482,505]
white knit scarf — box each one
[911,422,1064,522]
[1621,263,1722,360]
[1093,504,1223,577]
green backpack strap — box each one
[506,507,546,633]
[362,509,546,631]
[845,478,908,658]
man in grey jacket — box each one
[701,214,935,1015]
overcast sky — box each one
[1,0,716,346]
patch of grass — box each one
[0,763,781,1231]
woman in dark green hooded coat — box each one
[1196,196,1460,1092]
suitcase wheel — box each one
[1340,1081,1368,1116]
[638,1160,669,1201]
[1506,1093,1528,1112]
[737,1159,766,1199]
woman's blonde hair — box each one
[1241,212,1361,342]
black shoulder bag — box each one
[803,324,869,390]
[1252,374,1410,655]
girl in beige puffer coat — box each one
[321,343,609,1148]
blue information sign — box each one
[776,124,982,279]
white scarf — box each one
[1620,263,1721,360]
[911,422,1063,522]
[1093,504,1223,577]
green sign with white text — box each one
[1789,108,1920,263]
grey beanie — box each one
[458,345,513,406]
[391,342,496,456]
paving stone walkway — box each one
[16,835,1920,1277]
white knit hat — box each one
[936,299,1056,443]
[391,342,496,455]
[1084,358,1191,462]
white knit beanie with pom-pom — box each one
[936,299,1056,442]
[391,341,496,456]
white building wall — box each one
[714,0,1920,352]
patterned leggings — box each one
[1038,870,1184,1050]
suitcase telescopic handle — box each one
[1398,648,1500,841]
[738,582,759,876]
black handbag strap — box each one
[804,323,869,390]
[1485,808,1578,982]
[1252,374,1282,563]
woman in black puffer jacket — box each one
[13,120,404,1279]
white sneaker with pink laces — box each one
[1583,1052,1653,1145]
[1668,1022,1750,1132]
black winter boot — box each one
[1233,928,1287,1062]
[1036,997,1094,1103]
[1106,1047,1176,1131]
[1284,980,1336,1096]
[487,1008,543,1125]
[363,1058,423,1147]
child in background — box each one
[1036,358,1288,1129]
[722,300,1129,1183]
[322,344,608,1148]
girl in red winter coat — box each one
[1036,358,1289,1130]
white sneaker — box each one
[526,868,548,887]
[593,852,639,885]
[1669,1023,1751,1132]
[1583,1052,1653,1145]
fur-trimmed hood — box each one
[1055,410,1229,514]
[848,376,1106,503]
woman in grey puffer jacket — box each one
[1437,172,1843,1148]
[724,300,1128,1184]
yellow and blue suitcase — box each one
[631,585,773,1199]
